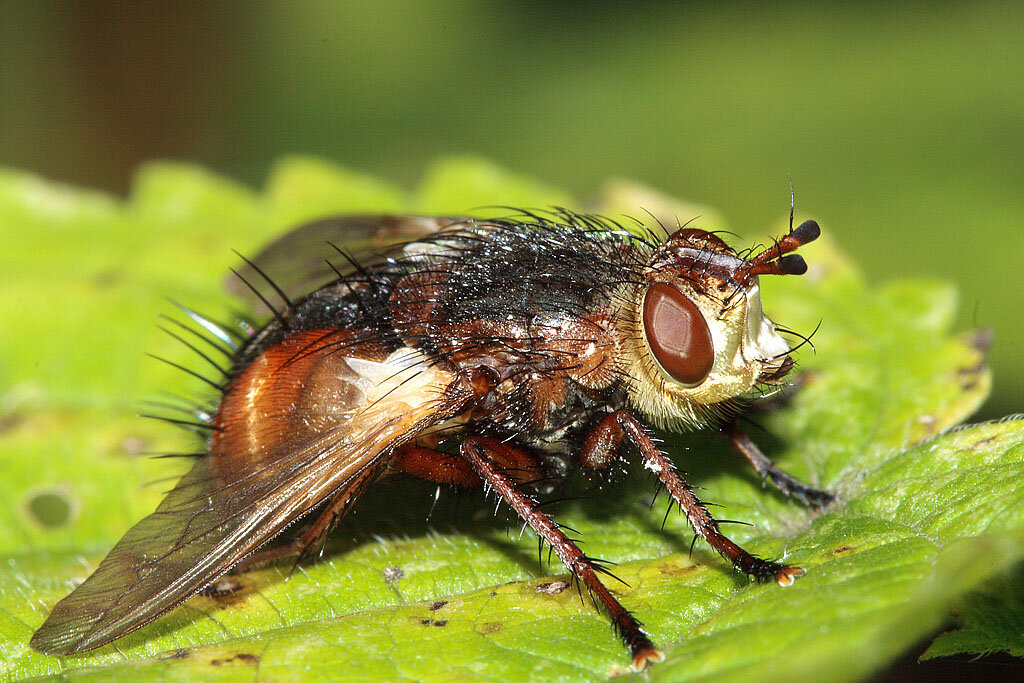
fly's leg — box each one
[393,444,481,487]
[199,509,335,586]
[593,410,805,587]
[724,419,834,507]
[392,438,549,488]
[579,410,625,470]
[460,435,664,672]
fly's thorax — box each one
[532,310,624,390]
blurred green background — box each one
[1,1,1021,418]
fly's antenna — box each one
[738,180,820,283]
[741,219,819,279]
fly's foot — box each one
[736,554,806,587]
[775,564,806,587]
[630,646,666,672]
[621,620,664,671]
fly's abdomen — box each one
[212,330,390,467]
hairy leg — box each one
[460,435,664,672]
[588,410,805,586]
[724,418,834,507]
[393,443,481,487]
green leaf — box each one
[1,158,1019,682]
[922,565,1024,660]
[412,155,575,216]
[264,156,408,228]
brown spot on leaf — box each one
[210,653,260,666]
[959,374,981,392]
[0,411,24,434]
[429,600,448,611]
[957,352,989,391]
[535,580,570,595]
[833,545,854,555]
[434,619,448,627]
[92,269,122,288]
[655,560,699,576]
[476,621,502,635]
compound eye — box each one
[642,283,715,386]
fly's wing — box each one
[226,215,466,312]
[30,354,461,656]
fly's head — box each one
[621,220,820,429]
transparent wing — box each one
[226,215,465,312]
[30,385,455,655]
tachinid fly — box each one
[31,209,832,671]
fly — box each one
[31,209,832,671]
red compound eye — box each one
[642,283,714,386]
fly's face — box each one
[621,222,820,428]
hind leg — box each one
[392,439,546,487]
[218,462,383,578]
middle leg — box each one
[392,438,546,488]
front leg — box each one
[724,418,834,507]
[588,410,805,586]
[460,435,665,672]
